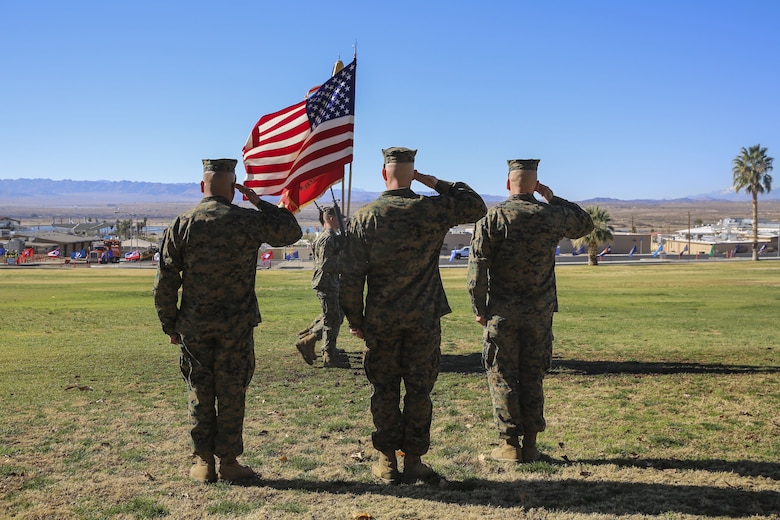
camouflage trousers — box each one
[311,289,343,355]
[179,328,256,459]
[483,312,553,440]
[364,321,441,456]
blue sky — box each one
[1,1,778,200]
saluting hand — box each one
[235,183,261,206]
[414,170,438,189]
[535,181,553,202]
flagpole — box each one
[346,45,357,218]
[329,57,348,217]
[346,162,353,218]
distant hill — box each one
[0,179,511,208]
[0,178,203,205]
[3,178,779,232]
[0,178,777,208]
[580,191,780,204]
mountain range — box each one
[0,178,777,208]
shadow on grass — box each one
[552,359,780,375]
[439,352,780,376]
[440,352,483,374]
[576,457,780,480]
[234,466,779,517]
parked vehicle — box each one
[89,240,122,264]
[450,246,470,259]
[140,246,158,261]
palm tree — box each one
[732,145,773,261]
[572,206,614,266]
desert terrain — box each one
[4,199,780,235]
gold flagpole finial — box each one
[331,59,344,77]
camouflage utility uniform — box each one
[341,179,486,457]
[468,192,592,441]
[154,195,301,460]
[308,226,344,356]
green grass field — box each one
[0,262,778,519]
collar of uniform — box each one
[380,187,417,198]
[509,193,536,201]
[202,195,233,204]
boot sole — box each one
[190,469,217,483]
[371,464,399,484]
[296,344,315,365]
[522,451,552,463]
[490,448,521,463]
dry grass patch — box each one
[0,264,778,519]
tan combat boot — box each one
[323,349,350,368]
[190,453,217,483]
[371,450,399,484]
[295,333,317,365]
[403,454,439,483]
[490,437,521,462]
[218,457,256,482]
[521,431,542,462]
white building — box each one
[657,218,780,256]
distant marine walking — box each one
[296,205,349,368]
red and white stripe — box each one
[242,100,354,196]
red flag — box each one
[278,167,344,213]
[261,251,273,261]
[243,59,356,197]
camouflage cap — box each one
[202,158,238,174]
[382,147,417,164]
[318,205,337,225]
[507,159,540,173]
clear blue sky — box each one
[1,0,778,200]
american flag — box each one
[242,59,356,197]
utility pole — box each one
[688,212,691,260]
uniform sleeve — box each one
[320,233,341,274]
[434,179,487,225]
[467,215,491,317]
[339,220,367,330]
[253,199,303,246]
[550,196,594,239]
[153,225,183,336]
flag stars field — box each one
[244,58,356,211]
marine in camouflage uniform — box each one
[468,159,593,463]
[296,206,348,367]
[153,159,302,482]
[340,147,486,483]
